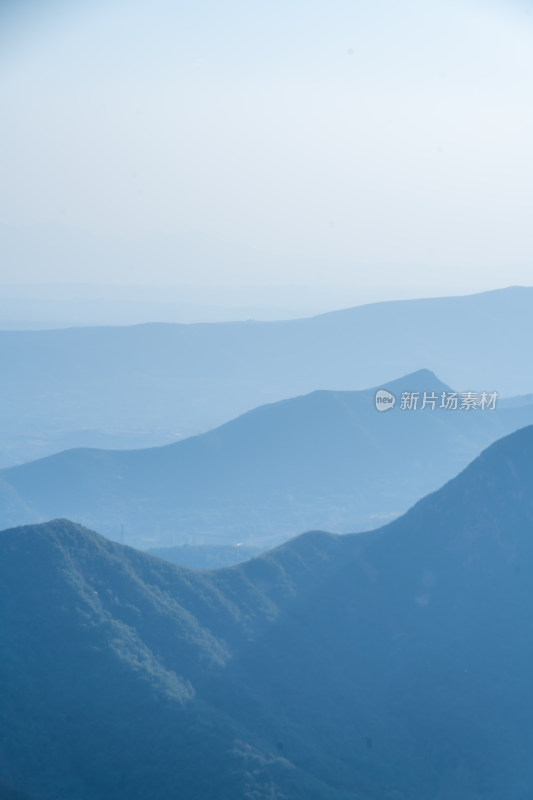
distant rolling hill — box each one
[1,368,533,548]
[0,285,531,466]
[2,425,533,798]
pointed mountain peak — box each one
[369,368,452,397]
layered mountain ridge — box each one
[0,286,531,467]
[2,425,533,798]
[1,368,532,547]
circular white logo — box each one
[375,389,396,412]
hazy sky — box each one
[1,0,533,305]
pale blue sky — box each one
[1,0,533,306]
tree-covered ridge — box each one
[2,425,533,798]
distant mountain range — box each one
[1,368,533,548]
[0,286,531,467]
[2,425,533,799]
